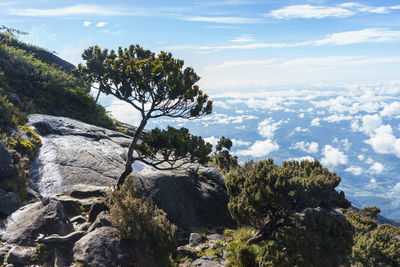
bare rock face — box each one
[1,197,74,246]
[73,226,131,267]
[0,142,14,178]
[135,170,235,231]
[0,189,19,216]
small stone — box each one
[70,215,87,224]
[207,234,225,241]
[194,244,208,251]
[189,233,207,247]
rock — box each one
[189,233,207,247]
[191,258,224,267]
[29,114,130,196]
[88,201,108,223]
[26,188,41,200]
[88,211,111,232]
[77,222,91,232]
[0,142,15,178]
[36,231,86,244]
[207,234,225,241]
[175,246,198,260]
[8,93,22,106]
[2,198,74,246]
[199,167,226,188]
[70,215,86,224]
[6,246,35,265]
[73,226,131,267]
[135,170,235,230]
[0,189,19,216]
[59,197,100,216]
[69,185,108,198]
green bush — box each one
[108,176,176,266]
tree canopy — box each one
[225,159,354,266]
[76,45,213,187]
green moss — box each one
[31,243,47,263]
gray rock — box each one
[175,246,197,260]
[189,233,207,247]
[88,201,108,223]
[6,246,35,265]
[69,185,108,198]
[88,211,111,232]
[73,226,131,267]
[135,171,235,230]
[59,197,100,216]
[2,198,74,245]
[8,93,22,106]
[0,142,14,178]
[70,215,86,224]
[207,234,225,241]
[36,231,86,244]
[0,189,19,216]
[77,222,91,232]
[199,167,226,188]
[191,258,224,267]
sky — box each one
[2,0,400,94]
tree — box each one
[225,159,354,265]
[213,136,238,172]
[76,45,213,188]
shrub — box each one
[108,176,176,266]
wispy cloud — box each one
[269,3,391,19]
[196,0,256,7]
[183,16,262,24]
[96,22,107,27]
[197,28,400,50]
[11,4,147,17]
[83,21,91,26]
[230,34,254,43]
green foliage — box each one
[225,227,260,267]
[136,126,212,169]
[361,206,381,219]
[226,159,350,229]
[0,42,114,129]
[31,243,47,263]
[345,209,400,265]
[212,136,238,173]
[0,95,26,128]
[108,176,177,266]
[225,159,354,266]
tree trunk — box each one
[94,89,101,104]
[116,116,149,189]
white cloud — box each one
[204,136,218,147]
[321,145,348,167]
[351,119,360,132]
[96,22,107,27]
[230,34,254,43]
[365,125,400,157]
[291,141,319,153]
[359,114,382,134]
[269,4,354,19]
[236,139,279,157]
[269,3,389,19]
[358,154,365,161]
[323,114,353,123]
[345,166,363,175]
[380,102,400,118]
[107,99,142,126]
[83,21,91,26]
[232,139,252,147]
[183,16,262,24]
[298,113,305,118]
[290,127,310,135]
[311,118,321,126]
[257,118,282,138]
[198,29,400,51]
[370,162,384,174]
[288,156,315,162]
[333,138,351,151]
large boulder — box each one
[135,169,235,231]
[73,226,131,267]
[0,142,14,178]
[0,189,19,216]
[29,114,130,196]
[2,197,74,245]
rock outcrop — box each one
[2,197,74,245]
[73,226,131,267]
[0,189,19,216]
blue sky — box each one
[2,0,400,94]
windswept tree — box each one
[77,45,213,187]
[213,136,238,172]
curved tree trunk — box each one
[117,116,149,189]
